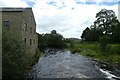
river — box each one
[29,49,120,80]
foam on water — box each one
[99,68,120,80]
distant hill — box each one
[68,38,81,42]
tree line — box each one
[81,9,120,43]
[37,30,67,51]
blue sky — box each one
[0,0,119,38]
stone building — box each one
[1,8,38,54]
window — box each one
[24,23,27,31]
[34,40,35,45]
[30,16,32,22]
[30,39,32,45]
[24,38,26,43]
[3,21,10,27]
[30,27,32,33]
[34,29,36,34]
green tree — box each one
[81,9,120,43]
[38,33,47,51]
[110,22,120,43]
[37,30,66,51]
[94,9,119,36]
[81,27,91,41]
[89,26,103,42]
[46,30,66,48]
[51,30,57,34]
[81,26,103,42]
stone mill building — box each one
[1,7,38,54]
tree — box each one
[81,27,91,41]
[81,9,120,43]
[81,26,103,42]
[37,30,66,51]
[110,22,120,43]
[2,28,32,80]
[94,9,118,36]
[89,26,103,42]
[51,30,57,34]
[38,33,47,51]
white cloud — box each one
[75,0,119,2]
[0,0,119,38]
[0,0,29,7]
[22,0,36,2]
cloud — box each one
[0,0,119,38]
[0,0,29,7]
[75,0,119,3]
[75,0,119,5]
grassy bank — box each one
[67,43,120,64]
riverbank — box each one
[30,50,43,68]
[67,43,120,64]
[66,43,120,77]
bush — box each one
[30,49,43,66]
[38,30,67,51]
[99,36,110,53]
[70,42,74,48]
[108,45,120,54]
[2,28,32,80]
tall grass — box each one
[67,42,120,63]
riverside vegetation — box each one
[67,42,120,63]
[2,28,42,80]
[67,9,120,65]
[2,29,66,80]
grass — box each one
[67,42,120,64]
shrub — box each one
[70,42,74,48]
[30,49,43,66]
[108,45,120,54]
[99,36,110,53]
[38,30,67,51]
[2,28,32,80]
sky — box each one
[0,0,120,39]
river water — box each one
[29,49,120,80]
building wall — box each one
[2,11,23,39]
[2,8,38,54]
[22,8,38,54]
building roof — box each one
[0,8,31,12]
